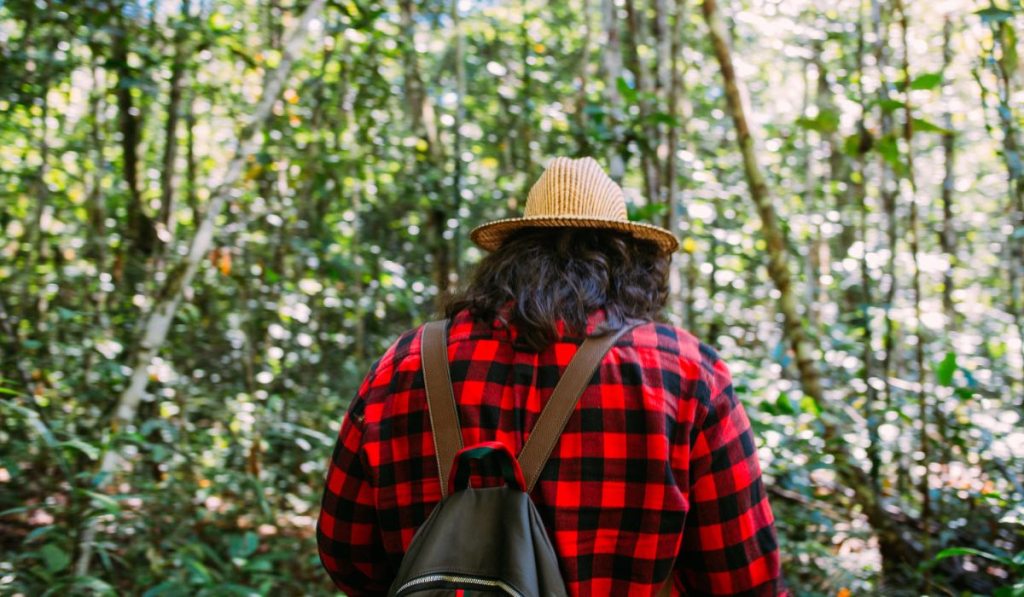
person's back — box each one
[317,157,785,595]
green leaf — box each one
[70,576,116,593]
[877,98,905,113]
[1004,24,1019,72]
[795,110,840,134]
[936,352,957,387]
[799,396,821,418]
[208,583,260,596]
[60,439,100,460]
[776,392,796,415]
[616,77,638,104]
[912,118,952,135]
[228,531,259,559]
[935,546,1014,566]
[992,583,1024,597]
[875,134,903,173]
[184,557,213,582]
[84,490,122,514]
[1,400,64,458]
[627,202,667,222]
[976,7,1015,24]
[954,386,975,401]
[644,112,680,127]
[25,524,56,543]
[143,581,191,597]
[910,72,943,91]
[209,11,233,32]
[39,543,70,573]
[56,307,83,321]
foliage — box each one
[1,0,1022,595]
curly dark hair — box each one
[441,226,671,352]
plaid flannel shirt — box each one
[317,305,786,596]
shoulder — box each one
[346,323,426,422]
[359,310,486,394]
[367,324,425,385]
[622,320,724,367]
[621,320,733,404]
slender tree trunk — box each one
[0,294,32,391]
[185,87,199,223]
[450,0,465,280]
[851,2,882,499]
[574,0,593,154]
[601,0,625,180]
[701,0,823,403]
[870,0,910,501]
[517,0,536,187]
[665,0,687,327]
[113,15,155,291]
[74,0,326,574]
[157,1,191,247]
[86,43,108,268]
[802,54,820,328]
[19,73,51,328]
[701,0,920,577]
[895,3,930,581]
[399,0,450,303]
[940,17,956,324]
[990,18,1024,402]
[623,0,659,202]
[932,10,957,559]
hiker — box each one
[317,157,786,595]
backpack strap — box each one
[517,321,639,493]
[422,318,639,497]
[422,319,462,499]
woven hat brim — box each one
[469,215,680,254]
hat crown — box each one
[523,157,627,220]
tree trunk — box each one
[700,0,921,579]
[573,0,594,154]
[623,0,659,203]
[871,0,908,502]
[851,2,883,500]
[664,0,687,327]
[399,0,450,304]
[895,3,930,581]
[990,18,1024,402]
[701,0,823,404]
[113,15,155,291]
[451,0,465,280]
[74,0,326,574]
[940,17,956,323]
[601,0,625,180]
[157,1,191,248]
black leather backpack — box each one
[386,319,638,597]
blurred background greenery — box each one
[1,0,1023,594]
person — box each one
[317,157,786,595]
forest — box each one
[1,0,1023,594]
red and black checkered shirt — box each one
[317,305,786,596]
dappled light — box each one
[1,0,1022,595]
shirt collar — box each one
[488,299,610,343]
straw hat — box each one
[469,156,679,254]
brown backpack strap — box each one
[422,318,639,497]
[421,319,462,499]
[517,322,639,493]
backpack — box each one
[386,318,639,597]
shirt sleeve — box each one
[675,357,787,596]
[316,361,392,595]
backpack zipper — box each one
[396,573,524,596]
